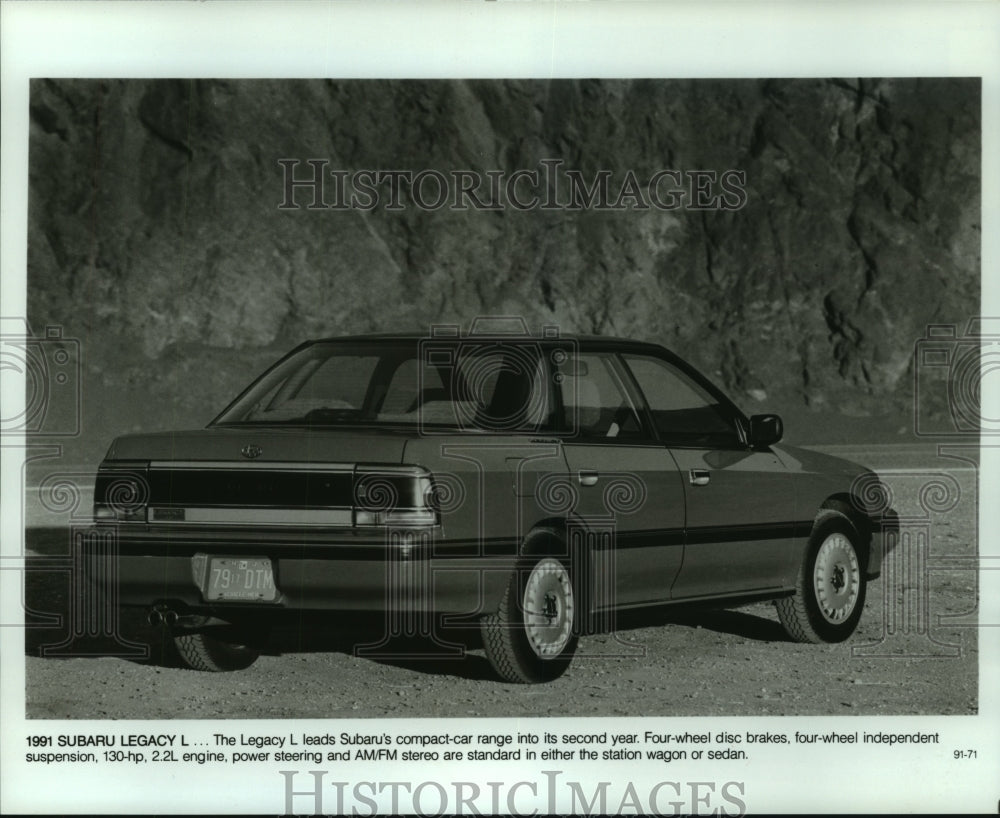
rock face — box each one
[27,78,980,461]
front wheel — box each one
[174,631,259,672]
[776,513,867,643]
[481,556,578,683]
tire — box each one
[776,512,867,643]
[481,556,579,683]
[174,631,259,672]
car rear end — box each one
[88,427,510,637]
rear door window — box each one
[558,353,643,440]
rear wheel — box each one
[174,631,259,672]
[776,512,867,643]
[481,556,578,683]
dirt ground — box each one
[22,445,979,719]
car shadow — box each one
[262,618,497,681]
[610,604,790,642]
[367,653,498,682]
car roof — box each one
[305,332,665,349]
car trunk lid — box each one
[105,426,411,464]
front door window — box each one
[623,354,742,448]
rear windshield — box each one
[213,341,567,433]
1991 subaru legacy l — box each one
[91,322,894,682]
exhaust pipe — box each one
[147,605,233,630]
[148,605,179,627]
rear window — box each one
[214,341,564,432]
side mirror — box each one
[749,414,783,448]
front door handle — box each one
[578,470,599,487]
[689,469,710,486]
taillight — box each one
[93,461,150,523]
[355,509,438,527]
[353,467,438,528]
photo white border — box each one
[2,1,998,813]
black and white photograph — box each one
[2,3,998,815]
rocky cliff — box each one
[27,78,980,462]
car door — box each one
[556,350,686,611]
[621,353,804,600]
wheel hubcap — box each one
[813,533,860,623]
[542,592,558,619]
[523,558,574,658]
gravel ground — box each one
[23,446,979,719]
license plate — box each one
[205,557,277,601]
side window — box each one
[559,353,643,440]
[443,345,551,431]
[624,355,742,448]
[381,357,445,415]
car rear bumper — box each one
[79,525,516,617]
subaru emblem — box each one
[241,444,262,459]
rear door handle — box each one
[578,470,599,487]
[689,469,710,486]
